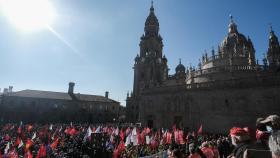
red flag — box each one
[192,131,196,137]
[113,148,119,158]
[117,141,125,152]
[120,129,125,141]
[197,124,203,135]
[36,144,46,158]
[9,149,18,158]
[50,138,59,150]
[69,128,78,136]
[166,132,172,144]
[125,128,130,136]
[172,124,177,132]
[27,125,33,133]
[15,137,21,147]
[4,134,10,141]
[24,150,33,158]
[25,139,33,150]
[17,126,22,134]
[178,130,184,144]
[144,127,151,134]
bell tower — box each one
[132,2,168,96]
[267,26,280,68]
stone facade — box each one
[126,4,280,133]
[0,82,124,124]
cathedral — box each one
[126,4,280,133]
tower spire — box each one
[230,14,234,23]
[150,0,154,12]
[228,14,237,33]
[269,23,274,34]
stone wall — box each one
[0,96,122,124]
[126,72,280,133]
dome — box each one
[221,32,248,49]
[220,16,250,55]
[175,59,185,73]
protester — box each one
[269,131,280,158]
[260,115,280,131]
[227,127,251,158]
[0,114,278,158]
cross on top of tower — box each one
[150,0,154,12]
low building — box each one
[0,82,124,124]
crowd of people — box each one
[0,114,279,158]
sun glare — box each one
[0,0,55,32]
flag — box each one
[125,128,130,136]
[9,149,18,158]
[86,126,92,138]
[64,127,70,135]
[145,135,150,144]
[58,126,62,133]
[17,126,22,134]
[145,127,151,134]
[166,132,172,144]
[114,127,119,136]
[174,130,179,143]
[4,134,10,141]
[18,140,24,149]
[131,127,138,146]
[36,144,46,158]
[50,138,59,150]
[113,148,119,158]
[15,137,21,147]
[125,133,131,146]
[178,130,184,144]
[95,126,101,133]
[4,142,10,154]
[69,127,78,136]
[49,124,53,131]
[117,141,125,152]
[24,150,33,158]
[27,125,33,133]
[31,133,36,140]
[172,124,177,132]
[25,139,33,150]
[198,124,203,135]
[120,129,125,141]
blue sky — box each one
[0,0,279,106]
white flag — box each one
[32,132,36,140]
[95,126,101,133]
[125,133,131,146]
[4,142,10,154]
[131,127,138,146]
[18,140,24,149]
[114,127,119,135]
[86,126,93,137]
[146,136,150,144]
[58,126,62,133]
[49,124,53,131]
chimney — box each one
[8,86,13,93]
[3,88,8,95]
[68,82,75,94]
[105,91,109,98]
